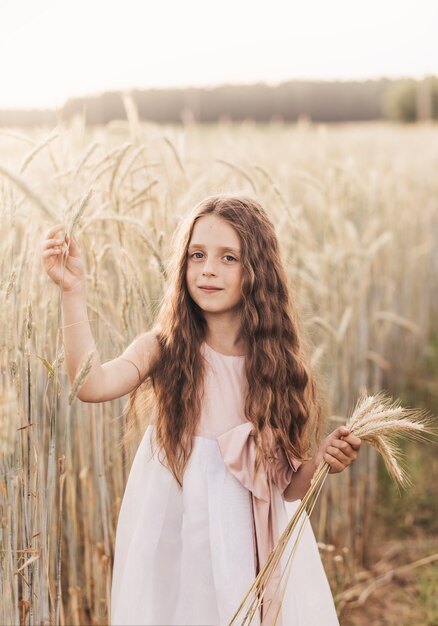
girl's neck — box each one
[204,316,246,357]
[204,335,246,357]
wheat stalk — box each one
[73,141,103,177]
[68,349,96,405]
[215,158,258,193]
[18,130,60,174]
[163,135,186,178]
[230,391,436,625]
[0,163,56,220]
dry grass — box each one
[0,118,437,624]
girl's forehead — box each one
[190,214,241,246]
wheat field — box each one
[0,115,437,625]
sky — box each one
[1,0,437,110]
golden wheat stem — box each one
[67,349,96,405]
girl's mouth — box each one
[199,287,223,292]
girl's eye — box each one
[189,252,237,263]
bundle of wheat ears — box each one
[229,391,435,626]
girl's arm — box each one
[42,224,160,403]
[283,427,361,502]
[61,286,160,403]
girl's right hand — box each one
[41,223,87,293]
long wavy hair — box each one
[123,193,325,486]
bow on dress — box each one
[217,421,302,625]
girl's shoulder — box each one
[119,327,161,381]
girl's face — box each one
[186,214,244,315]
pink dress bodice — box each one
[196,341,248,438]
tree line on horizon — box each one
[1,77,437,127]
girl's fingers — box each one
[331,438,356,455]
[337,426,350,437]
[326,446,353,465]
[42,248,61,257]
[322,432,360,472]
[343,434,361,450]
[330,427,361,450]
[43,227,81,260]
[324,453,344,473]
[42,238,64,250]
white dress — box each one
[110,342,339,626]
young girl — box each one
[41,193,361,626]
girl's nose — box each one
[202,260,217,275]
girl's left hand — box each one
[314,427,361,474]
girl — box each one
[41,193,361,626]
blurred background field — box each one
[0,116,437,625]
